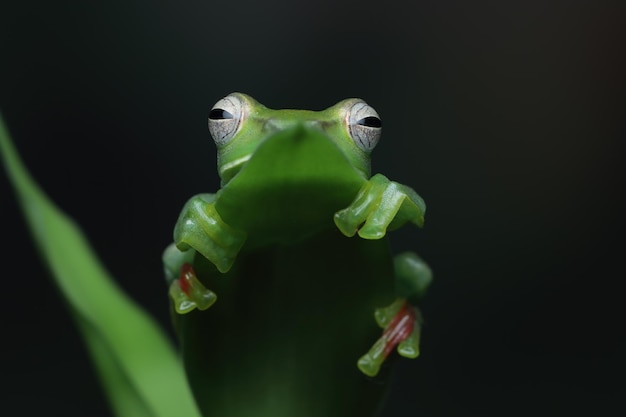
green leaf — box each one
[216,125,367,246]
[0,115,201,417]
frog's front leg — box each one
[358,252,432,377]
[334,174,426,239]
[173,193,246,273]
[164,193,246,314]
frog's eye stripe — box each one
[348,100,382,152]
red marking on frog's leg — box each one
[357,299,419,377]
[380,301,416,358]
[169,262,217,314]
[179,263,195,296]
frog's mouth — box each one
[214,124,367,244]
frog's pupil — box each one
[209,109,234,120]
[358,116,382,128]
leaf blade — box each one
[0,115,200,417]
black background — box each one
[1,1,624,416]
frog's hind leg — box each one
[163,243,217,314]
[357,252,432,377]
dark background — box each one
[1,1,624,416]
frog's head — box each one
[208,93,382,186]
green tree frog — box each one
[163,93,432,417]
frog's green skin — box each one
[163,93,432,417]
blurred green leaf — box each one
[0,115,201,417]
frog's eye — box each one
[347,101,382,152]
[208,94,245,146]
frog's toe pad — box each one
[397,320,421,358]
[357,338,386,377]
[169,263,217,314]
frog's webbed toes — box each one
[334,174,426,240]
[169,263,217,314]
[357,298,422,377]
[173,194,246,273]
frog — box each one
[162,93,432,417]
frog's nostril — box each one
[263,119,289,132]
[304,120,322,130]
[268,119,316,132]
[264,119,321,134]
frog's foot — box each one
[357,298,422,377]
[169,263,217,314]
[174,193,246,273]
[334,174,426,240]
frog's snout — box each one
[263,119,322,136]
